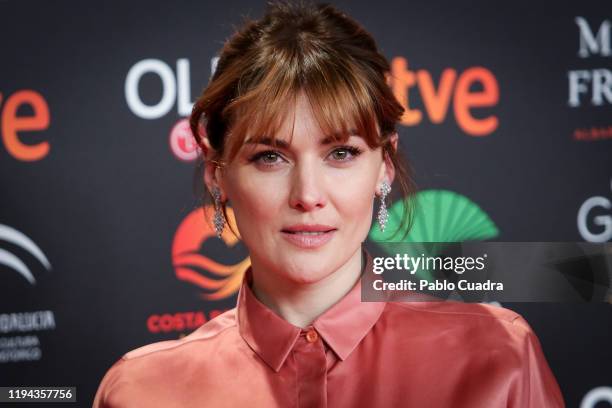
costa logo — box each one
[172,206,250,300]
[0,90,50,161]
[0,224,51,285]
[389,57,499,136]
[146,310,224,334]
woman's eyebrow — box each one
[245,131,358,148]
[244,137,290,148]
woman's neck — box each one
[249,248,364,329]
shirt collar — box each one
[236,247,386,372]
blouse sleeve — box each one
[92,358,126,408]
[508,315,565,408]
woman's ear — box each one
[389,132,398,152]
[202,136,225,200]
[376,132,398,193]
[203,160,217,194]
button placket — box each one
[294,326,327,407]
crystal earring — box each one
[377,180,391,232]
[212,187,225,238]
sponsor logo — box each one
[0,90,50,161]
[389,57,499,136]
[368,189,499,284]
[0,311,56,333]
[127,55,498,157]
[0,228,56,364]
[0,224,51,285]
[369,189,499,243]
[146,310,225,334]
[125,58,194,119]
[578,178,612,242]
[576,17,611,58]
[0,310,56,363]
[581,386,612,408]
[153,205,245,337]
[169,118,200,161]
[568,17,611,141]
[125,57,217,161]
[569,17,611,107]
[172,206,250,300]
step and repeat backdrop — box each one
[1,0,611,406]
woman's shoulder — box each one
[93,308,238,407]
[380,301,564,406]
[380,301,547,375]
[124,307,237,361]
[383,300,535,340]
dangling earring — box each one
[377,180,391,232]
[212,187,225,238]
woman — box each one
[93,2,565,407]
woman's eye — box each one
[248,146,362,166]
[329,146,363,161]
[249,150,285,166]
[260,152,280,163]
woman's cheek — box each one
[230,172,285,224]
[331,164,378,199]
[336,166,378,227]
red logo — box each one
[169,118,201,161]
[147,310,225,333]
[172,206,250,300]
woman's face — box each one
[212,91,392,285]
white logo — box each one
[577,179,612,242]
[125,58,194,119]
[0,224,51,284]
[0,310,56,363]
[568,17,612,108]
[576,17,611,58]
[581,386,612,408]
[125,57,220,120]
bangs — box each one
[189,2,414,240]
[221,45,383,161]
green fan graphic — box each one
[368,189,500,281]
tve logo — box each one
[389,57,500,136]
[0,90,50,161]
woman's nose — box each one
[288,159,327,212]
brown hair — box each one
[190,0,416,239]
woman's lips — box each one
[280,229,336,249]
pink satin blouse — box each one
[93,249,565,407]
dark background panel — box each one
[0,1,610,407]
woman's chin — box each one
[283,269,332,285]
[271,259,333,285]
